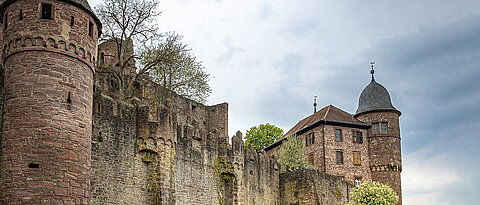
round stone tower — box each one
[354,72,402,204]
[0,0,100,203]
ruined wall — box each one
[175,130,280,205]
[90,92,149,204]
[90,69,278,204]
[279,170,353,205]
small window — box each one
[29,163,39,168]
[41,3,53,20]
[4,11,8,30]
[381,122,388,134]
[308,133,315,145]
[305,135,309,147]
[99,52,105,66]
[353,131,363,143]
[353,152,361,165]
[336,151,343,164]
[308,154,314,165]
[70,16,74,26]
[372,123,379,134]
[355,177,362,186]
[335,129,342,142]
[88,21,94,37]
[20,9,23,20]
[66,92,72,104]
[97,103,102,113]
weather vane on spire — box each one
[370,61,375,81]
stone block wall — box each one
[279,170,353,205]
[355,111,402,204]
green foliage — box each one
[277,134,308,171]
[244,123,284,152]
[348,181,399,205]
[97,134,104,142]
[293,189,299,197]
[212,155,235,205]
[143,32,211,103]
[334,187,342,201]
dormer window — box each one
[41,3,53,20]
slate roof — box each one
[355,79,399,116]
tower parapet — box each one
[0,0,100,203]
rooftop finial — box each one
[313,95,318,113]
[370,61,375,81]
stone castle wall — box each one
[279,170,353,205]
[355,111,402,205]
[89,69,281,204]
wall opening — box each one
[99,52,105,66]
[88,21,94,37]
[19,9,23,20]
[97,102,102,113]
[28,163,39,168]
[41,3,53,20]
[70,16,74,26]
[66,92,72,104]
[4,11,7,30]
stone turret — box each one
[354,71,402,204]
[0,0,100,203]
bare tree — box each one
[95,0,211,103]
[95,0,162,99]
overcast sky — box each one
[90,0,480,204]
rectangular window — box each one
[353,131,363,143]
[353,152,361,165]
[381,122,388,134]
[336,151,343,164]
[308,154,314,165]
[309,133,315,145]
[335,129,342,142]
[372,123,379,134]
[41,3,53,20]
[355,177,362,186]
[305,135,309,147]
[20,9,23,20]
[88,21,94,37]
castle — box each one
[0,0,401,204]
[265,69,402,204]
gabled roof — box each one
[264,105,369,151]
[284,105,368,137]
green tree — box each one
[244,123,283,152]
[348,181,399,205]
[277,134,308,170]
